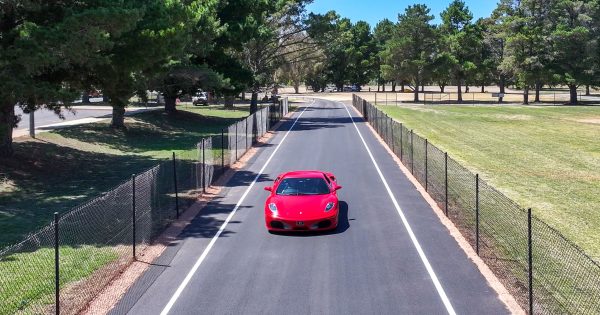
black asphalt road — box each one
[14,105,111,131]
[111,99,509,315]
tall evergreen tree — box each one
[381,4,437,102]
[373,19,396,91]
[0,1,140,156]
[548,0,598,104]
[440,0,478,102]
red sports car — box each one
[264,170,342,232]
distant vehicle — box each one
[343,86,353,92]
[263,170,342,232]
[351,85,362,92]
[192,92,208,106]
[325,85,336,93]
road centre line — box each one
[160,101,313,315]
[339,101,457,315]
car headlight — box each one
[268,203,278,213]
[325,202,335,212]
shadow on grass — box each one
[0,110,245,248]
[0,141,160,248]
[52,110,242,156]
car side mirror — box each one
[334,185,342,191]
[264,186,272,192]
[330,176,336,181]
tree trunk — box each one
[523,86,529,105]
[294,83,300,94]
[586,85,590,96]
[534,81,541,103]
[224,95,234,109]
[414,80,420,102]
[0,104,15,157]
[401,83,405,92]
[457,80,463,103]
[111,105,126,129]
[568,84,578,104]
[250,91,258,113]
[382,83,386,92]
[164,96,177,114]
[465,85,469,93]
[422,83,425,92]
[440,85,445,93]
[392,82,396,92]
[499,76,506,103]
[481,85,485,93]
[103,95,110,103]
[241,92,246,101]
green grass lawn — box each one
[0,105,249,248]
[0,246,118,314]
[0,103,280,314]
[378,104,600,261]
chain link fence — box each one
[352,94,600,314]
[0,99,289,315]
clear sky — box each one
[306,0,498,27]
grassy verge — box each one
[367,102,600,313]
[1,246,118,314]
[0,105,248,248]
[378,104,600,261]
[0,102,291,314]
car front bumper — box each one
[266,214,338,232]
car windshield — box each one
[276,177,330,196]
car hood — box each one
[268,194,336,219]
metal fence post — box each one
[201,139,206,194]
[445,152,448,216]
[385,115,389,142]
[54,212,60,315]
[528,207,533,315]
[400,124,403,160]
[172,152,179,219]
[390,118,395,154]
[476,173,480,255]
[410,130,414,174]
[425,139,428,191]
[235,122,238,160]
[132,174,137,257]
[221,129,225,176]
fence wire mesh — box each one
[352,94,600,315]
[0,99,289,314]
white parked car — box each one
[325,85,336,93]
[192,92,208,106]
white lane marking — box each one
[160,101,313,315]
[339,101,457,315]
